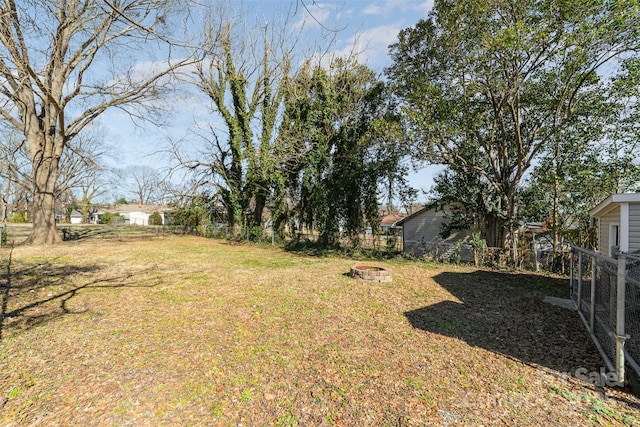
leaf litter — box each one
[0,235,639,426]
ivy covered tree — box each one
[277,58,407,246]
[386,0,640,248]
[174,5,296,234]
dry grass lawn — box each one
[1,233,640,426]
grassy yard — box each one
[1,234,639,426]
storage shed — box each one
[397,206,474,261]
[590,193,640,256]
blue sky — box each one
[293,0,434,69]
[298,0,440,201]
[104,0,439,202]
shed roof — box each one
[396,207,429,226]
[396,204,450,226]
[590,193,640,218]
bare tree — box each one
[57,129,108,197]
[0,0,194,243]
[171,2,312,234]
[0,125,31,222]
[1,123,112,223]
[120,165,164,205]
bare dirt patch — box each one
[1,235,639,425]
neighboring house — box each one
[525,222,546,232]
[70,210,84,224]
[379,214,405,234]
[112,203,170,226]
[89,209,107,224]
[590,193,640,256]
[397,206,474,261]
[528,230,573,271]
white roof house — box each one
[112,203,169,226]
[70,209,84,224]
[590,193,640,256]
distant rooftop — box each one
[111,204,170,214]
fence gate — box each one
[570,246,640,388]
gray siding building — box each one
[397,206,474,261]
[590,193,640,256]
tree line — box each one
[1,0,639,249]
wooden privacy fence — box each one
[570,245,640,387]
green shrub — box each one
[149,211,163,226]
[101,212,112,224]
[386,234,400,253]
[1,226,6,247]
[471,232,487,266]
[449,240,463,264]
[110,213,123,224]
[8,212,26,223]
[249,226,263,241]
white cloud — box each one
[292,2,333,32]
[362,0,433,17]
[415,0,435,16]
[303,21,410,71]
[335,24,404,68]
[335,7,355,21]
[363,4,384,15]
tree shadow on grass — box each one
[405,270,602,376]
[59,225,160,242]
[0,247,160,341]
[283,238,401,260]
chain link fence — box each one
[165,221,574,270]
[624,253,640,377]
[570,246,639,387]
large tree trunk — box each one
[552,141,561,265]
[27,189,61,244]
[222,189,244,236]
[24,135,62,245]
[253,191,267,228]
[484,213,505,248]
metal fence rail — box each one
[624,253,640,377]
[570,246,634,386]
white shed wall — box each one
[598,206,620,254]
[402,209,447,246]
[402,209,474,261]
[629,203,640,253]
